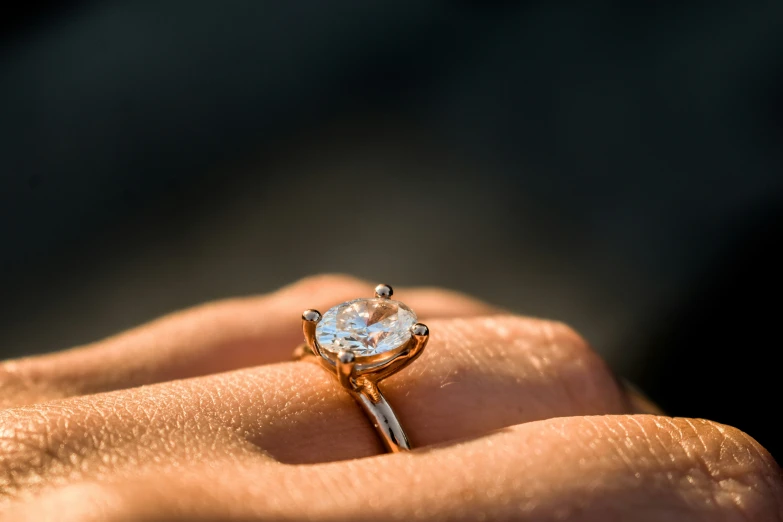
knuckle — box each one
[669,418,783,520]
[546,320,591,350]
[0,363,66,409]
[475,315,605,378]
[283,273,371,299]
[698,419,781,480]
[550,321,610,381]
[403,287,496,316]
[0,365,31,409]
[0,408,70,500]
[462,315,625,414]
[534,318,624,413]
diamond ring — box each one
[293,283,429,452]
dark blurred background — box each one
[1,2,781,456]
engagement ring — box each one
[293,284,429,453]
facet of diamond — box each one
[315,298,418,357]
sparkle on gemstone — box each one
[315,298,418,357]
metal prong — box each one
[303,309,321,323]
[407,323,429,360]
[364,322,429,383]
[302,309,322,357]
[336,350,356,390]
[374,283,393,299]
[411,323,429,339]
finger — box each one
[8,416,781,522]
[0,315,629,500]
[314,415,783,522]
[0,274,499,407]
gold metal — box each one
[301,309,323,358]
[293,285,429,453]
[361,323,428,384]
[336,350,356,390]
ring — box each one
[292,283,429,453]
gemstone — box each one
[315,298,418,357]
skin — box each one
[0,274,780,521]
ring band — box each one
[292,284,429,453]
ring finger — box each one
[0,310,629,500]
[0,275,499,408]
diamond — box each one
[315,298,418,357]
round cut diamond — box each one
[316,298,418,357]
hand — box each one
[1,275,780,521]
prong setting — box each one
[411,323,429,338]
[336,350,357,390]
[338,350,356,364]
[308,285,427,383]
[302,309,323,357]
[302,309,321,323]
[374,283,393,299]
[353,321,429,384]
[295,284,425,453]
